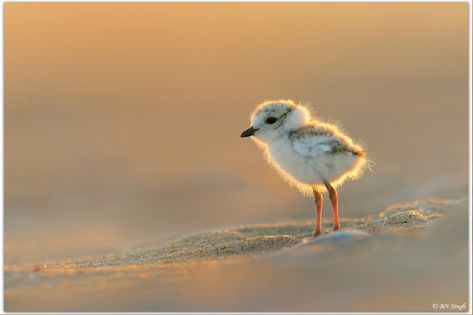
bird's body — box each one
[265,122,365,194]
[241,100,370,236]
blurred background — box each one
[4,3,468,266]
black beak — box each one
[240,126,258,138]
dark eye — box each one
[265,117,277,124]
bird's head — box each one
[240,100,311,143]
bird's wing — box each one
[291,128,353,157]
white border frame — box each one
[0,1,471,314]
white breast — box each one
[264,136,360,190]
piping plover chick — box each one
[241,100,369,236]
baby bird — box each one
[241,100,369,236]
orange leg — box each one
[324,181,340,231]
[312,186,323,236]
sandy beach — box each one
[4,197,468,312]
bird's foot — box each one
[313,231,322,237]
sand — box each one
[5,197,469,312]
[4,198,456,274]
